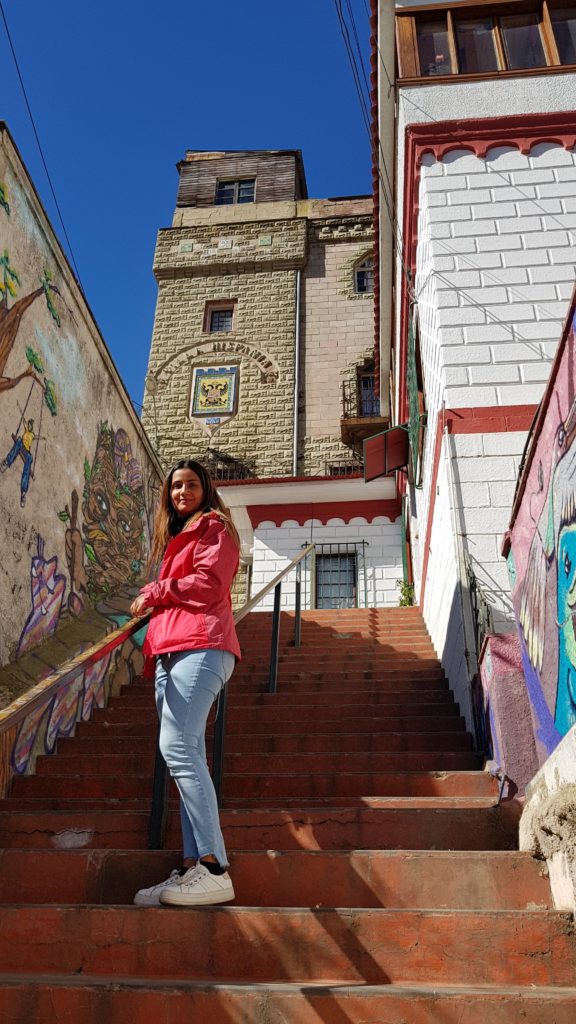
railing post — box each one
[294,562,302,648]
[268,582,282,693]
[212,684,228,808]
[148,729,169,850]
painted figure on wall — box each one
[81,422,146,601]
[0,183,9,216]
[17,535,67,656]
[0,416,40,507]
[517,315,576,747]
[0,253,62,396]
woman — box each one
[131,459,241,907]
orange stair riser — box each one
[0,907,573,985]
[1,981,575,1024]
[0,850,551,909]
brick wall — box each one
[300,224,374,474]
[417,143,575,410]
[144,197,375,480]
[250,516,403,610]
[412,142,574,618]
[143,219,299,476]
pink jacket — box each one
[141,512,241,660]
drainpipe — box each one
[293,269,302,476]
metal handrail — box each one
[0,614,151,736]
[0,544,315,850]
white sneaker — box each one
[159,863,235,906]
[133,869,182,906]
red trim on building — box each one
[370,0,380,396]
[217,474,361,488]
[419,404,537,603]
[398,113,576,424]
[247,499,401,529]
[443,405,537,435]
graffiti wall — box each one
[0,123,162,668]
[507,289,576,764]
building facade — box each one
[370,0,576,730]
[143,150,404,608]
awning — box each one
[363,425,409,482]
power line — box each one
[344,0,371,98]
[333,0,372,136]
[0,1,84,291]
[332,0,415,294]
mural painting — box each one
[17,535,67,656]
[510,302,576,758]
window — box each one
[500,12,546,68]
[551,6,576,63]
[354,256,374,294]
[209,308,234,332]
[315,552,357,609]
[416,18,455,75]
[358,371,379,416]
[398,2,576,79]
[455,17,499,73]
[215,179,256,205]
[204,300,237,333]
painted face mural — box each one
[82,422,146,600]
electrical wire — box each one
[0,0,84,291]
[332,0,415,295]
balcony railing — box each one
[342,376,379,419]
[324,458,364,478]
[201,449,256,481]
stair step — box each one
[91,693,457,724]
[80,704,461,736]
[11,756,484,799]
[0,849,550,909]
[0,976,574,1024]
[0,906,573,985]
[37,738,474,777]
[57,724,469,757]
[0,804,519,851]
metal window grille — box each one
[307,542,369,610]
[324,458,363,478]
[354,257,374,294]
[215,179,256,205]
[209,308,234,332]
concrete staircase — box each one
[0,607,574,1021]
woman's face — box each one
[170,468,205,518]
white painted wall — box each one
[421,445,473,730]
[408,141,574,627]
[450,431,527,631]
[250,516,404,610]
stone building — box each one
[142,149,404,608]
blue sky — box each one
[0,0,371,408]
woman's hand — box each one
[130,594,150,616]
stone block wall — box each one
[299,217,374,475]
[143,214,302,476]
[144,193,375,481]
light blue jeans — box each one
[155,648,235,867]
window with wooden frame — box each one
[214,179,256,205]
[397,1,576,80]
[203,300,237,333]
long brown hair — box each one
[148,460,240,572]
